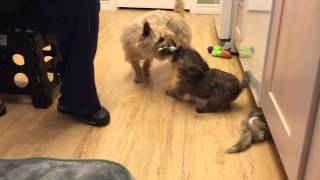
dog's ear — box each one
[167,19,173,27]
[143,21,151,37]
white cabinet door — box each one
[261,0,320,179]
[247,0,272,11]
[117,0,192,9]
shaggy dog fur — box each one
[166,47,250,113]
[121,0,192,83]
[226,110,271,153]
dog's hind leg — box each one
[194,96,229,113]
[193,97,210,113]
[143,59,152,78]
[130,60,144,83]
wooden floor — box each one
[0,10,287,180]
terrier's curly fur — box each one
[166,47,250,113]
[121,0,192,83]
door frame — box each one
[304,100,320,180]
[100,0,221,14]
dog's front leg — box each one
[143,59,152,78]
[130,60,144,83]
[165,88,184,100]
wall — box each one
[102,0,220,4]
[101,0,221,14]
[198,0,220,4]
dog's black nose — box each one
[158,37,165,43]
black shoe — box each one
[57,103,110,127]
[0,101,6,117]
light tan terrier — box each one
[121,0,192,83]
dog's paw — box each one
[171,58,178,63]
[165,89,175,96]
[195,107,207,113]
[134,77,144,84]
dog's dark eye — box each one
[158,37,165,43]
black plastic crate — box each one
[0,29,60,108]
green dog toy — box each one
[239,47,254,58]
[212,45,223,57]
[208,45,232,59]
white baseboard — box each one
[100,0,220,14]
[100,0,117,11]
[190,4,221,15]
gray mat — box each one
[0,158,134,180]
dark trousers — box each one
[3,0,101,115]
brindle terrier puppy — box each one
[166,47,250,113]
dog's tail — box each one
[226,121,253,153]
[174,0,185,15]
[240,71,250,89]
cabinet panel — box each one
[261,0,320,179]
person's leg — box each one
[56,0,109,126]
[5,0,109,125]
[57,0,101,115]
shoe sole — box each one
[0,110,6,117]
[0,103,6,117]
[57,106,110,127]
